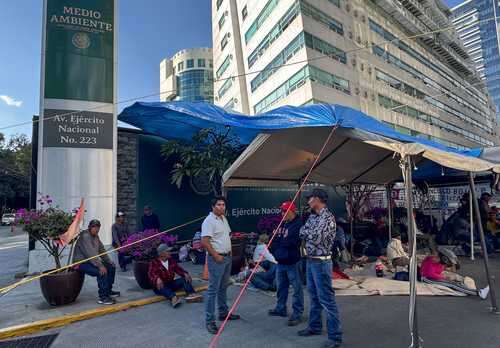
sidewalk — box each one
[0,228,205,331]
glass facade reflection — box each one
[176,69,214,102]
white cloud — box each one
[0,95,23,107]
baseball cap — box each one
[88,219,101,229]
[157,243,174,254]
[438,247,458,265]
[116,211,125,217]
[280,201,297,213]
[306,188,328,202]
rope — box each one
[0,216,205,296]
[1,14,499,132]
[209,125,338,348]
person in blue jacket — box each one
[268,201,304,326]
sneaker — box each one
[268,309,287,317]
[171,295,182,308]
[206,322,218,335]
[185,294,203,303]
[218,313,240,321]
[479,286,490,300]
[297,328,321,337]
[97,297,115,305]
[110,290,121,298]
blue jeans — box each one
[205,255,232,323]
[118,252,133,270]
[154,277,195,299]
[306,259,343,344]
[275,263,304,320]
[251,263,276,291]
[79,262,116,299]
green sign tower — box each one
[34,0,117,270]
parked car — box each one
[1,213,16,225]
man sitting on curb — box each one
[148,243,203,308]
[74,219,120,305]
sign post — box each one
[35,0,117,271]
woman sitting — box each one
[421,247,489,299]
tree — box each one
[160,128,244,195]
[0,133,32,213]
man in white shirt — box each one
[201,197,240,334]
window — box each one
[304,32,347,63]
[209,60,213,68]
[300,0,344,36]
[327,0,340,7]
[218,78,233,98]
[216,0,223,11]
[216,55,232,79]
[248,1,301,68]
[245,0,279,43]
[198,59,206,67]
[177,61,184,71]
[186,59,194,69]
[242,5,248,20]
[254,65,350,113]
[218,14,226,29]
[221,33,229,50]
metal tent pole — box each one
[349,184,354,261]
[469,172,499,313]
[470,189,475,261]
[387,184,393,241]
[405,156,421,348]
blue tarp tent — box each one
[118,101,498,187]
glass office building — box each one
[452,0,500,120]
[160,48,214,103]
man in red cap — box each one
[268,200,304,326]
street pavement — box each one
[1,227,499,348]
[42,257,500,348]
[0,225,28,288]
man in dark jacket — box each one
[141,205,161,231]
[268,201,304,326]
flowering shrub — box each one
[15,195,74,269]
[123,229,178,261]
[257,215,282,234]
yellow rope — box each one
[0,216,205,295]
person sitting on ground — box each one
[421,247,490,299]
[74,219,120,305]
[112,211,133,272]
[386,230,410,280]
[250,234,277,291]
[149,243,203,308]
[141,205,161,231]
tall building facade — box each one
[212,0,498,148]
[451,1,485,79]
[160,48,214,103]
[452,0,500,120]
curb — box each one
[0,284,208,340]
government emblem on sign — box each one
[72,32,91,49]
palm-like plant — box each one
[161,128,244,195]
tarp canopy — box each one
[118,101,500,188]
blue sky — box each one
[0,0,212,138]
[0,0,462,139]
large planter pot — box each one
[231,237,247,275]
[39,270,84,306]
[133,260,153,289]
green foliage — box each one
[161,128,243,195]
[0,133,31,212]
